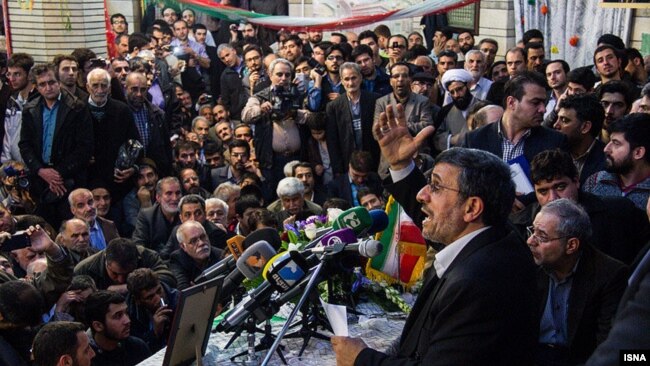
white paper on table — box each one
[319,297,349,336]
[509,163,534,194]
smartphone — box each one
[160,298,166,307]
[2,230,31,252]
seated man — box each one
[122,159,159,236]
[68,188,119,251]
[160,194,227,259]
[267,177,322,224]
[293,162,327,206]
[126,268,179,352]
[357,187,385,211]
[56,218,98,265]
[528,199,627,365]
[232,195,263,236]
[132,177,182,252]
[32,321,96,366]
[74,237,176,294]
[169,221,224,290]
[179,167,211,199]
[511,149,649,264]
[0,280,46,365]
[84,290,151,366]
[326,150,382,207]
[205,197,228,229]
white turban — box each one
[441,69,473,91]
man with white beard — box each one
[463,50,492,102]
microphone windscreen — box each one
[359,240,383,258]
[243,227,282,250]
[226,235,246,259]
[331,206,372,235]
[317,228,357,248]
[368,209,389,234]
[264,251,309,292]
[236,241,277,280]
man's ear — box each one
[505,95,517,110]
[565,237,580,255]
[91,320,104,334]
[463,196,484,223]
[59,354,74,366]
[579,120,592,136]
[632,146,646,161]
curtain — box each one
[513,0,631,68]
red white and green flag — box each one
[366,196,427,287]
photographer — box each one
[0,161,35,215]
[241,58,309,198]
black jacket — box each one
[19,89,93,194]
[325,91,380,175]
[132,203,181,253]
[220,65,246,121]
[535,245,627,365]
[169,247,224,290]
[128,99,173,176]
[161,220,228,260]
[357,168,539,365]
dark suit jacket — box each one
[462,119,568,165]
[325,91,380,175]
[462,121,568,205]
[132,203,181,253]
[326,172,382,207]
[535,245,627,364]
[579,139,606,186]
[220,66,246,121]
[19,89,94,194]
[511,191,650,264]
[87,98,140,200]
[356,168,538,365]
[97,216,120,246]
[586,241,650,365]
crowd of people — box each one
[0,2,649,365]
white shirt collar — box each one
[434,226,491,278]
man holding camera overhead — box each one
[241,58,308,199]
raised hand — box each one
[373,104,434,170]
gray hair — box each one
[434,148,515,226]
[206,197,228,218]
[284,160,300,177]
[268,58,294,75]
[539,198,592,246]
[339,62,361,78]
[642,82,650,97]
[86,68,111,84]
[68,188,92,206]
[213,182,240,201]
[176,220,206,244]
[465,49,485,62]
[155,177,180,196]
[473,105,503,127]
[191,116,209,130]
[217,43,235,56]
[276,177,304,198]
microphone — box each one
[236,241,277,280]
[194,255,237,284]
[310,238,383,258]
[215,281,275,333]
[226,235,246,259]
[311,227,357,249]
[367,209,389,235]
[263,251,310,293]
[243,227,282,250]
[331,206,373,236]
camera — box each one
[89,58,107,69]
[3,166,29,190]
[270,85,303,121]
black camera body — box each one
[3,166,29,190]
[270,85,302,121]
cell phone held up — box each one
[2,230,31,252]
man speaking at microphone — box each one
[331,105,538,365]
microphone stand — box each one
[229,317,287,364]
[261,253,331,366]
[283,289,332,356]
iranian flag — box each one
[366,196,426,287]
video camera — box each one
[270,84,303,121]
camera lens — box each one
[18,177,29,189]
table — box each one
[139,302,406,365]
